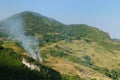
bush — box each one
[92,66,120,80]
[106,69,120,80]
[49,50,68,58]
[0,47,62,80]
[81,55,94,67]
[62,74,81,80]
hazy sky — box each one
[0,0,120,38]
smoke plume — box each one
[0,14,43,62]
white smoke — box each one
[0,14,43,62]
[22,58,40,71]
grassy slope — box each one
[1,11,120,80]
[1,40,82,80]
[0,41,63,80]
[3,38,120,80]
[21,11,110,42]
[40,40,120,80]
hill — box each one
[0,11,120,80]
[0,11,111,42]
[21,11,110,42]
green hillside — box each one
[21,11,110,43]
[0,11,120,80]
[0,41,62,80]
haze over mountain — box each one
[0,11,120,80]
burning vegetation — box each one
[0,14,43,62]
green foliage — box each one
[64,24,110,41]
[106,69,120,80]
[92,66,109,74]
[0,47,62,80]
[67,55,94,68]
[66,55,80,63]
[62,74,81,80]
[98,41,120,50]
[0,11,118,80]
[49,49,68,58]
[0,41,3,45]
[0,11,111,42]
[0,48,22,66]
[81,55,94,67]
[20,11,111,44]
[92,66,120,80]
[21,11,64,36]
[41,50,48,59]
[0,46,84,80]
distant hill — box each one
[20,11,111,42]
[0,11,111,42]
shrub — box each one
[49,50,68,58]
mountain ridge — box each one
[0,11,111,42]
[19,11,111,42]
